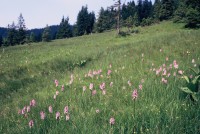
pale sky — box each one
[0,0,154,29]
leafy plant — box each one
[180,65,200,102]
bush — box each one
[141,18,153,26]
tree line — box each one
[0,0,199,47]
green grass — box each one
[0,21,200,133]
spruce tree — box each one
[77,6,89,36]
[137,0,143,22]
[42,25,51,42]
[153,0,161,20]
[17,13,26,44]
[96,7,105,33]
[185,0,200,28]
[96,7,116,33]
[57,17,72,39]
[7,22,18,46]
[86,12,95,34]
[159,0,175,20]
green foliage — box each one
[76,6,95,36]
[0,36,2,47]
[141,17,154,26]
[29,32,36,43]
[180,66,200,102]
[160,0,175,20]
[185,8,200,28]
[0,21,199,134]
[57,17,72,39]
[17,13,26,44]
[96,7,116,33]
[7,22,18,46]
[153,0,161,20]
[173,0,200,28]
[6,14,27,46]
[42,25,51,42]
[121,1,136,21]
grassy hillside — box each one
[0,21,200,133]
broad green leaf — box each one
[191,93,198,102]
[180,87,193,94]
[182,75,190,83]
[192,75,200,84]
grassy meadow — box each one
[0,21,200,133]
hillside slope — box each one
[0,21,200,133]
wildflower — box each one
[139,84,142,90]
[194,64,197,67]
[56,112,60,120]
[141,79,145,83]
[110,82,113,87]
[160,49,162,52]
[27,106,30,113]
[66,114,70,121]
[29,120,34,128]
[178,70,183,75]
[162,69,167,76]
[30,99,36,107]
[21,107,26,115]
[109,64,112,68]
[49,105,53,113]
[100,82,105,90]
[109,117,115,125]
[173,72,176,76]
[54,79,59,87]
[40,111,45,120]
[128,80,132,86]
[162,78,167,84]
[107,70,112,75]
[190,75,193,79]
[61,85,64,92]
[132,89,138,100]
[92,90,97,96]
[167,73,171,77]
[163,64,166,67]
[56,90,59,95]
[166,57,169,61]
[142,53,144,57]
[192,59,195,63]
[64,106,69,114]
[173,60,178,69]
[83,86,86,92]
[89,83,93,90]
[96,109,100,113]
[53,94,56,100]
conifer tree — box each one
[153,0,161,20]
[57,17,72,39]
[137,0,143,22]
[7,22,18,46]
[42,25,51,42]
[159,0,175,20]
[17,13,27,44]
[86,12,95,34]
[77,6,89,36]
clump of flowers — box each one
[109,117,115,125]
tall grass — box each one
[0,21,200,133]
